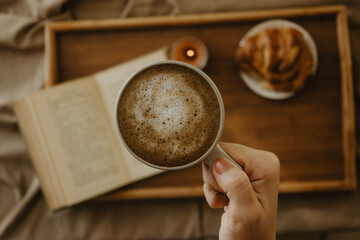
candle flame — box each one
[186,49,195,58]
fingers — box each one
[202,143,280,215]
[202,162,222,192]
[203,183,229,208]
[218,142,280,183]
[212,158,260,213]
[202,163,229,208]
[218,143,280,211]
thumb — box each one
[212,158,258,210]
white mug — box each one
[114,60,241,170]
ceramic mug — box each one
[114,60,241,170]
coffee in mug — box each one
[116,63,221,167]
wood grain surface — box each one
[45,5,356,198]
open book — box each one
[14,47,168,211]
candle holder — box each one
[169,36,209,70]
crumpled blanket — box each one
[1,0,360,239]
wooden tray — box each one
[45,5,356,200]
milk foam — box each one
[133,73,205,154]
[117,64,220,167]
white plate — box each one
[239,19,318,100]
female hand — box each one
[202,142,280,240]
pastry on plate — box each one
[235,20,317,99]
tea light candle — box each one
[169,36,209,70]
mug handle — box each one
[203,144,243,169]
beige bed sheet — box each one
[0,0,360,239]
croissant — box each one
[236,27,314,92]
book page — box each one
[95,47,168,180]
[14,98,62,209]
[31,78,131,207]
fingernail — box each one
[214,158,232,174]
